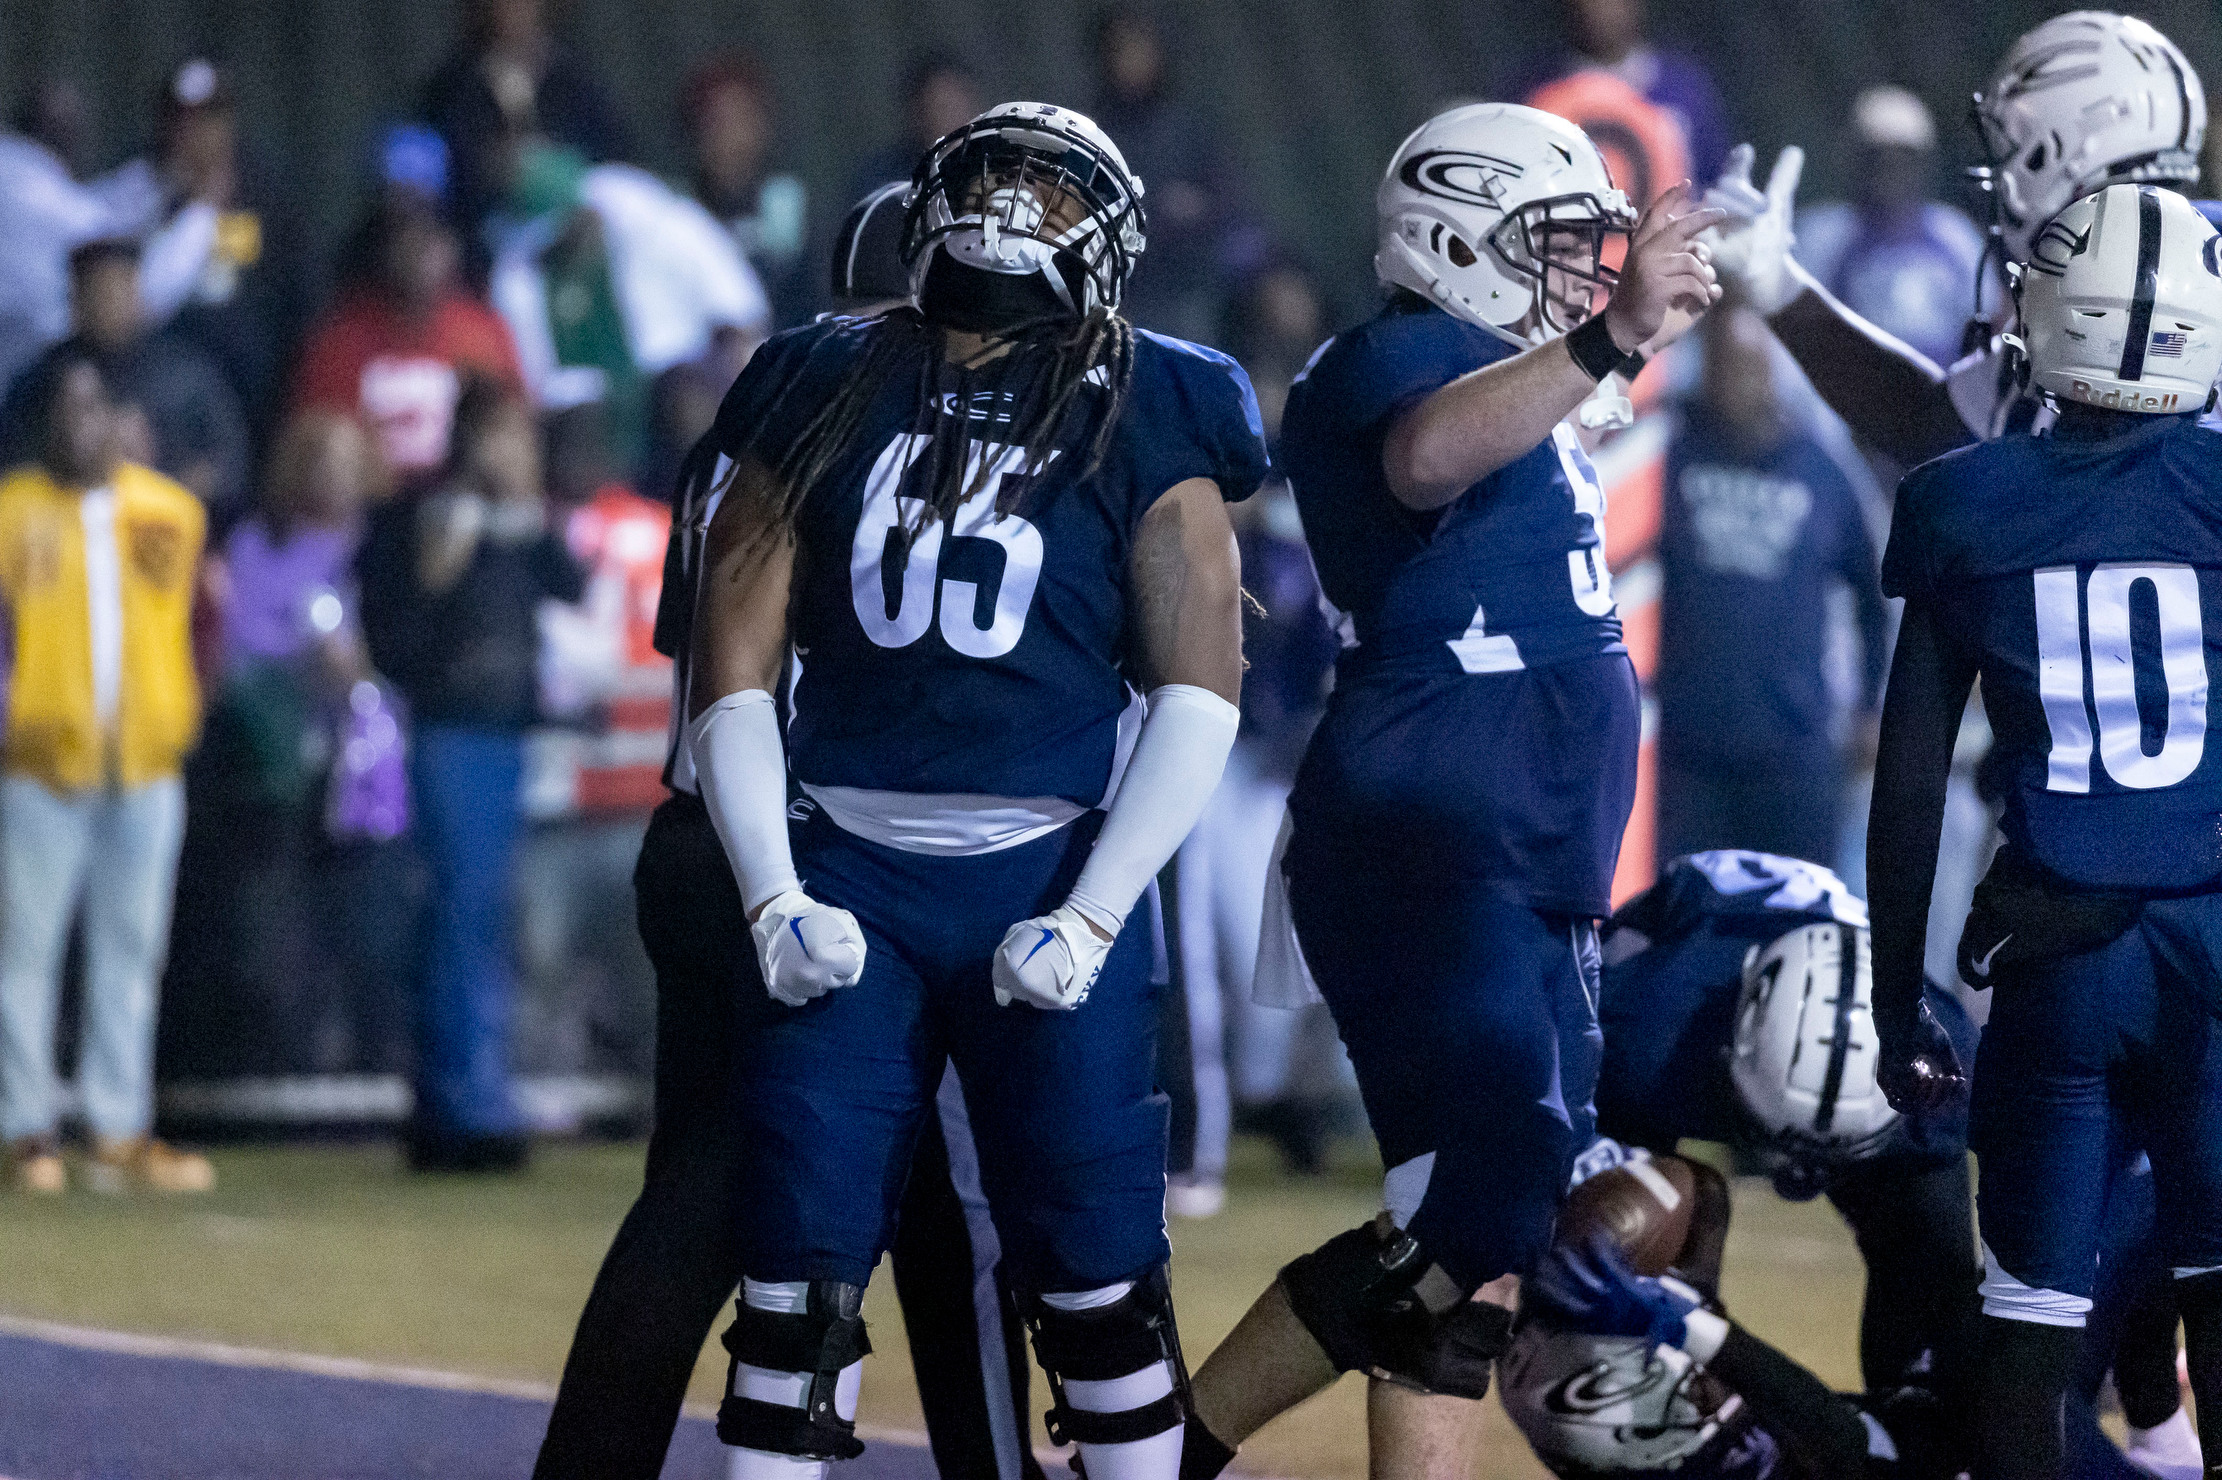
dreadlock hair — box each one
[743,303,1137,551]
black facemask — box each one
[917,252,1077,333]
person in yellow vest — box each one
[0,351,212,1194]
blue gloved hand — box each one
[1527,1233,1703,1350]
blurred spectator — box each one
[1524,66,1690,212]
[1092,4,1253,340]
[0,352,211,1195]
[0,80,221,391]
[1218,260,1325,450]
[684,53,815,329]
[1500,0,1731,185]
[102,61,318,448]
[294,199,525,486]
[531,402,672,813]
[490,142,767,482]
[1795,86,1992,373]
[1655,305,1887,866]
[356,378,585,1172]
[3,240,251,521]
[420,0,628,244]
[848,50,982,205]
[167,410,411,1081]
[1175,481,1345,1186]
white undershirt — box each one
[80,487,122,730]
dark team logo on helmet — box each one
[1399,150,1525,209]
[1545,1357,1679,1416]
[2027,218,2093,277]
[2204,235,2222,278]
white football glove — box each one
[1699,143,1805,315]
[992,904,1114,1010]
[750,890,868,1007]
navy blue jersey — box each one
[1279,298,1623,675]
[1657,404,1887,762]
[1884,414,2222,892]
[707,317,1268,804]
[1598,851,1972,1175]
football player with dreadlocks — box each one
[1179,103,1720,1479]
[685,103,1267,1480]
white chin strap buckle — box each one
[1578,392,1635,431]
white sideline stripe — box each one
[0,1314,937,1443]
[0,1314,1295,1478]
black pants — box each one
[1657,749,1842,871]
[1825,1155,1982,1395]
[533,794,1045,1480]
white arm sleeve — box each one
[687,689,802,913]
[1065,683,1240,935]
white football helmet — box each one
[1730,923,1899,1161]
[901,101,1147,316]
[2022,183,2222,415]
[1375,102,1635,349]
[1500,1324,1744,1475]
[1974,12,2206,263]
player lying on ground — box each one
[1507,1149,2156,1479]
[1594,851,2198,1478]
[1867,182,2222,1480]
[1706,11,2218,464]
[688,101,1269,1480]
[1596,851,1979,1393]
[1178,102,1719,1480]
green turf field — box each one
[0,1137,1869,1479]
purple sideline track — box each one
[0,1330,956,1480]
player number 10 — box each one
[2033,562,2209,794]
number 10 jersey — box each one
[1884,413,2222,892]
[708,315,1269,808]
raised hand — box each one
[1602,183,1726,353]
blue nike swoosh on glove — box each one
[1021,927,1057,966]
[789,918,811,959]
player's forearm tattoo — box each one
[1133,497,1190,673]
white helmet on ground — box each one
[2022,182,2222,415]
[1500,1323,1744,1475]
[1975,12,2206,263]
[1375,102,1635,350]
[1730,923,1899,1161]
[901,101,1147,316]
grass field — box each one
[0,1137,1869,1479]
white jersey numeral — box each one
[1444,427,1614,674]
[2034,562,2209,794]
[850,433,1051,659]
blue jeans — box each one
[410,726,526,1139]
[0,775,186,1143]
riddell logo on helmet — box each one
[2068,380,2182,412]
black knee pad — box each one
[1280,1221,1510,1397]
[715,1280,873,1460]
[1024,1265,1191,1448]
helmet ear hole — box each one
[1446,235,1477,269]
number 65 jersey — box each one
[706,315,1268,811]
[1884,413,2222,892]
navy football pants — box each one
[731,806,1171,1294]
[1289,852,1603,1291]
[1972,897,2222,1316]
